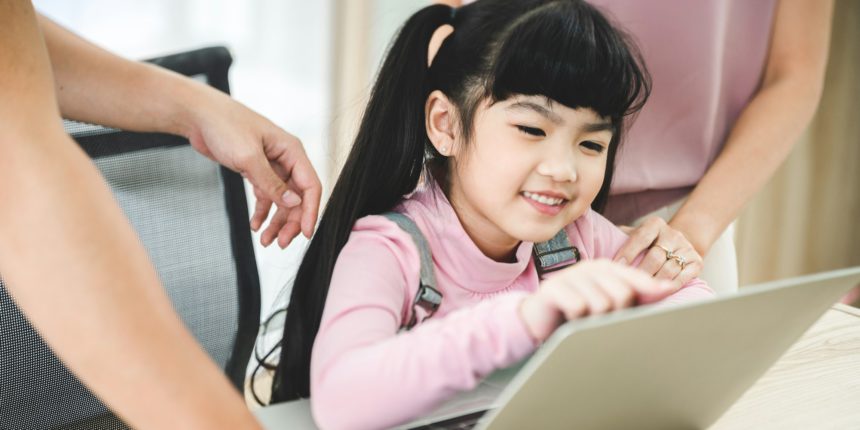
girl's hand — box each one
[519,260,676,342]
[613,216,703,289]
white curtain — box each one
[735,0,860,288]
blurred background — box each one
[33,0,859,329]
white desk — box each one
[254,304,860,429]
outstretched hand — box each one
[519,260,676,342]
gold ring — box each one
[671,254,688,270]
[654,244,675,261]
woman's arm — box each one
[0,2,260,429]
[668,0,834,256]
[615,0,833,281]
[38,14,321,247]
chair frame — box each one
[74,46,262,388]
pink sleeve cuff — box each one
[493,291,540,360]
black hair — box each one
[270,0,650,402]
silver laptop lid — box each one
[476,267,860,430]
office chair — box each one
[0,46,261,430]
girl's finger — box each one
[547,287,588,321]
[573,280,613,315]
[592,274,636,310]
[636,279,678,304]
[609,264,675,301]
[608,261,662,288]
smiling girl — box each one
[272,1,713,428]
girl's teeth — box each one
[523,191,564,206]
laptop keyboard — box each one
[409,410,487,430]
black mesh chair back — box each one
[0,47,261,430]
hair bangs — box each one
[487,2,649,122]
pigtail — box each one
[271,4,456,402]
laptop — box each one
[401,266,860,430]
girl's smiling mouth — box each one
[521,191,571,215]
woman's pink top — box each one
[310,184,714,429]
[462,0,778,223]
[590,0,778,223]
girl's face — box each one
[433,94,613,261]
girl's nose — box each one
[536,157,577,183]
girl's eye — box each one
[516,125,546,137]
[580,141,605,153]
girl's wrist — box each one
[518,292,559,343]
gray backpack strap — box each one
[533,229,580,278]
[382,212,442,330]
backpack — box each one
[383,212,581,330]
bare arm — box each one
[615,0,833,284]
[39,14,321,247]
[670,0,833,255]
[0,2,260,428]
[38,13,195,136]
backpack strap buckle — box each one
[534,229,580,278]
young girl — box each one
[272,1,714,428]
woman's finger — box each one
[613,220,659,264]
[266,133,321,238]
[673,258,702,288]
[250,195,273,232]
[299,177,322,238]
[638,245,670,276]
[277,207,304,249]
[654,256,682,281]
[261,207,288,247]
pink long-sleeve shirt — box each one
[310,184,713,429]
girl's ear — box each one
[425,90,458,157]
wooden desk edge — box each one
[832,303,860,318]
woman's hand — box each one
[519,260,675,342]
[36,14,322,249]
[180,85,322,249]
[613,216,703,290]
